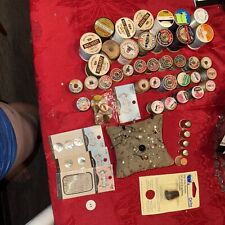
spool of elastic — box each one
[0,108,17,180]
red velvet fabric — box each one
[30,1,225,224]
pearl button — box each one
[86,200,96,211]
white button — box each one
[86,200,96,211]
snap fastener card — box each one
[139,171,199,215]
[96,165,115,193]
[115,83,141,123]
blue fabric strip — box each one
[0,108,17,179]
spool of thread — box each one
[86,53,110,77]
[152,29,173,53]
[190,71,201,84]
[200,80,216,92]
[151,10,174,35]
[101,40,120,60]
[147,58,160,72]
[160,75,177,91]
[79,32,102,61]
[135,79,150,93]
[207,67,217,80]
[180,130,191,138]
[174,54,187,68]
[146,100,165,114]
[94,17,114,39]
[149,77,161,89]
[111,17,135,44]
[198,70,208,82]
[84,76,98,90]
[133,10,154,38]
[133,59,147,74]
[159,55,173,70]
[76,97,91,112]
[190,8,209,29]
[117,39,139,65]
[188,24,214,50]
[169,9,191,32]
[177,72,191,87]
[168,25,195,52]
[179,119,192,128]
[138,32,156,56]
[183,56,200,71]
[163,97,177,111]
[110,68,124,82]
[122,64,134,77]
[188,86,205,99]
[200,56,212,70]
[69,79,83,94]
[175,90,190,104]
[175,155,188,166]
[98,75,112,90]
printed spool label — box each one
[175,9,191,25]
[191,71,201,83]
[150,77,161,89]
[177,25,195,44]
[95,18,114,38]
[134,10,154,30]
[207,68,217,79]
[98,75,112,89]
[134,59,147,73]
[157,10,174,27]
[177,72,191,87]
[162,75,177,90]
[188,56,200,70]
[196,24,214,43]
[76,97,91,111]
[201,57,212,69]
[174,55,186,68]
[151,101,164,114]
[194,8,209,24]
[115,17,135,39]
[110,68,123,82]
[176,90,190,103]
[122,64,134,76]
[159,55,173,69]
[147,58,160,71]
[205,80,216,92]
[192,86,204,99]
[80,32,102,55]
[88,54,110,76]
[139,32,156,51]
[164,97,177,110]
[157,29,173,47]
[120,39,139,59]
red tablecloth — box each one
[30,1,225,224]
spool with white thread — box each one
[133,9,154,38]
[111,17,135,44]
[135,79,150,93]
[188,24,214,50]
[150,10,174,35]
[190,8,209,29]
[79,32,102,61]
